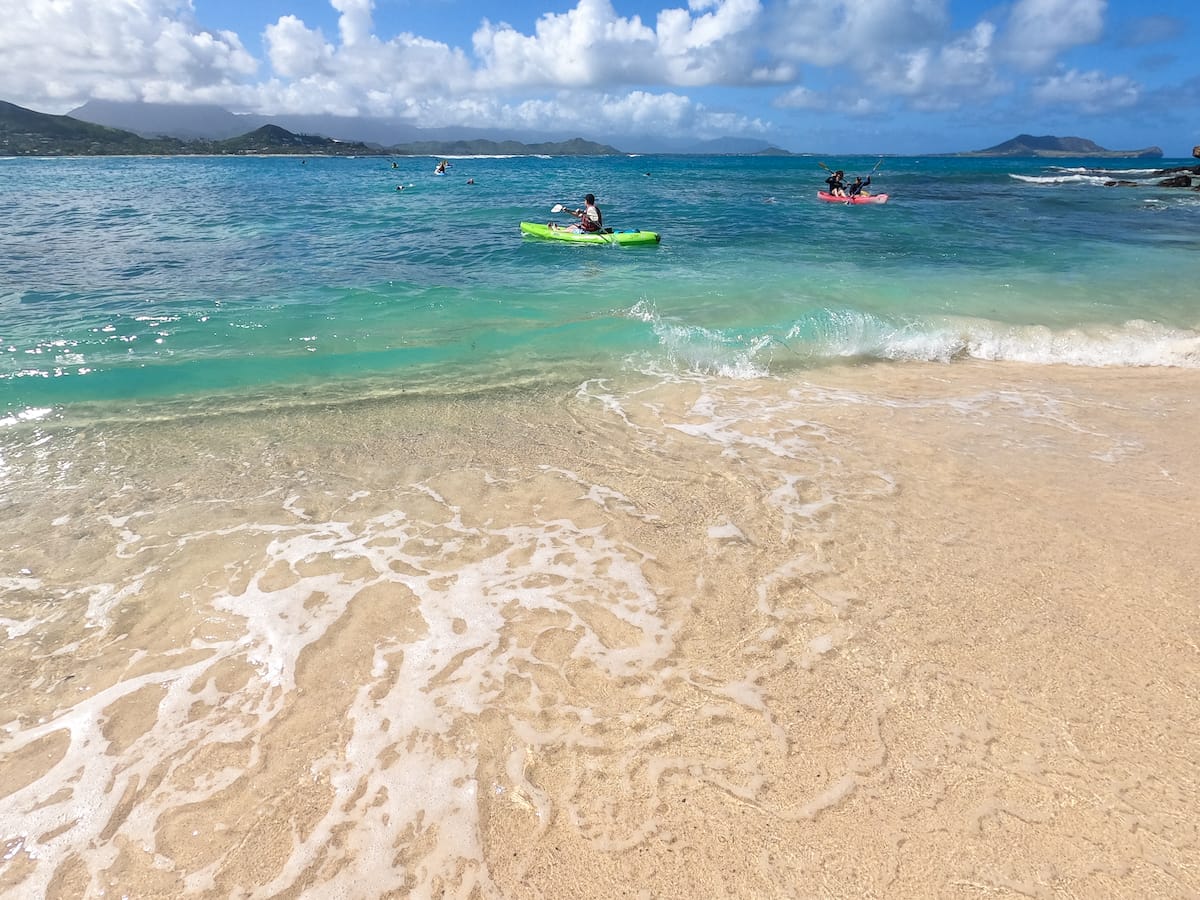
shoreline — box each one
[1,361,1197,897]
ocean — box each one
[2,154,1198,898]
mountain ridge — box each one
[66,99,779,156]
[0,101,621,157]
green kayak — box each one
[520,222,661,245]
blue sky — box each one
[2,0,1196,154]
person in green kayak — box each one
[824,170,846,197]
[847,175,871,197]
[567,194,603,232]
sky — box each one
[1,0,1196,155]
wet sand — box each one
[1,361,1197,898]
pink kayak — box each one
[817,191,888,205]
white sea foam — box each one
[1009,173,1141,186]
[798,313,1200,369]
[955,319,1200,368]
[0,445,700,897]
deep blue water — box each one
[2,153,1198,420]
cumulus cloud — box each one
[0,0,257,108]
[472,0,658,88]
[774,85,823,109]
[472,0,786,89]
[0,0,1154,147]
[265,16,336,79]
[866,21,1010,109]
[1031,68,1139,112]
[766,0,951,69]
[1002,0,1106,70]
[262,3,476,115]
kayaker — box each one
[847,175,871,197]
[825,170,847,197]
[568,194,603,232]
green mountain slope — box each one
[0,99,190,155]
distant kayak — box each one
[519,222,661,245]
[817,191,889,205]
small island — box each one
[960,134,1163,158]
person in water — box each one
[568,194,603,232]
[435,160,448,174]
[825,170,847,196]
[847,175,871,197]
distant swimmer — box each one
[466,178,475,185]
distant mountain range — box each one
[0,100,622,157]
[963,133,1163,158]
[64,100,779,155]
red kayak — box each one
[817,191,888,205]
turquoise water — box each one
[3,153,1198,420]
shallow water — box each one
[3,154,1198,422]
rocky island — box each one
[961,134,1164,158]
[957,134,1197,191]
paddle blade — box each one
[550,203,565,213]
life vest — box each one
[580,205,602,231]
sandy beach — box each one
[1,361,1197,898]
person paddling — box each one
[847,175,871,197]
[567,194,603,232]
[824,170,847,197]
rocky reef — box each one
[1105,155,1200,190]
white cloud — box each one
[262,5,476,115]
[331,0,374,47]
[866,21,1009,109]
[0,0,256,108]
[1002,0,1106,70]
[471,0,785,90]
[265,16,336,79]
[1032,68,1139,112]
[381,88,766,140]
[774,85,823,109]
[766,0,951,69]
[0,0,1157,148]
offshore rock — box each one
[1194,145,1200,158]
[1158,174,1192,188]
